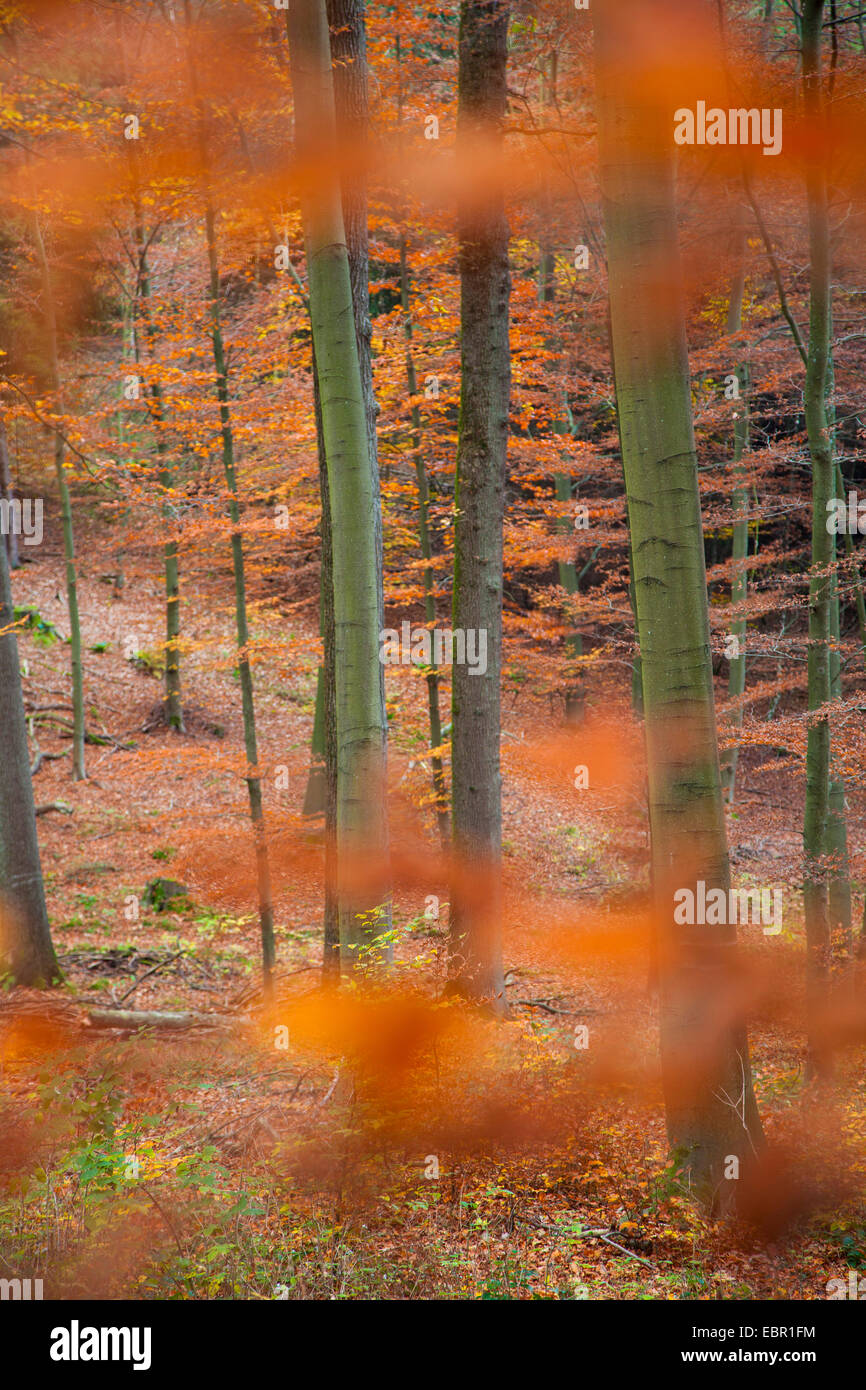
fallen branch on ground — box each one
[115,950,187,1005]
[516,1213,654,1268]
[86,1007,245,1031]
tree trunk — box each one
[398,227,450,848]
[554,471,585,723]
[801,0,833,1074]
[835,459,866,674]
[721,225,750,804]
[303,0,388,973]
[0,415,19,572]
[827,582,852,969]
[448,0,511,1013]
[824,315,852,975]
[314,342,340,981]
[326,1,380,488]
[132,205,184,732]
[204,209,277,998]
[393,34,449,844]
[538,53,584,724]
[593,0,763,1207]
[183,0,276,996]
[606,308,643,716]
[288,0,391,972]
[31,215,85,782]
[761,0,775,52]
[0,531,59,986]
[328,0,392,937]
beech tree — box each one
[720,220,750,805]
[394,30,449,846]
[538,52,584,725]
[288,0,392,971]
[3,0,866,1294]
[0,415,18,572]
[183,0,276,994]
[800,0,835,1067]
[131,203,184,734]
[31,213,86,782]
[593,0,763,1205]
[448,0,511,1012]
[0,529,58,986]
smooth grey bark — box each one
[131,208,184,732]
[298,0,389,968]
[800,0,833,1073]
[761,0,775,51]
[31,214,85,782]
[288,0,392,971]
[326,1,381,492]
[203,207,277,998]
[824,320,852,973]
[183,0,276,996]
[827,579,852,968]
[327,1,391,922]
[593,0,763,1207]
[313,343,340,981]
[605,308,643,715]
[449,0,511,1012]
[394,33,449,844]
[737,84,856,980]
[0,530,59,985]
[304,2,388,973]
[0,415,19,572]
[398,228,450,847]
[538,53,584,724]
[721,224,750,804]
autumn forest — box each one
[1,0,866,1332]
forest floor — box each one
[2,504,865,1301]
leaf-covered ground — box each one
[2,515,865,1301]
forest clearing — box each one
[0,0,865,1338]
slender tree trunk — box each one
[628,549,644,716]
[113,277,133,597]
[288,0,391,972]
[132,209,184,731]
[326,1,380,487]
[801,0,833,1074]
[0,415,19,572]
[538,53,584,724]
[554,472,584,722]
[721,226,750,804]
[398,229,450,847]
[31,214,85,782]
[741,156,866,679]
[329,0,393,928]
[302,673,327,816]
[835,459,866,673]
[305,0,389,963]
[448,0,511,1013]
[605,309,643,715]
[203,220,276,997]
[314,343,340,981]
[393,33,449,844]
[824,315,852,974]
[593,0,763,1207]
[184,1,276,995]
[827,582,852,968]
[0,530,59,986]
[761,0,775,52]
[303,2,389,943]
